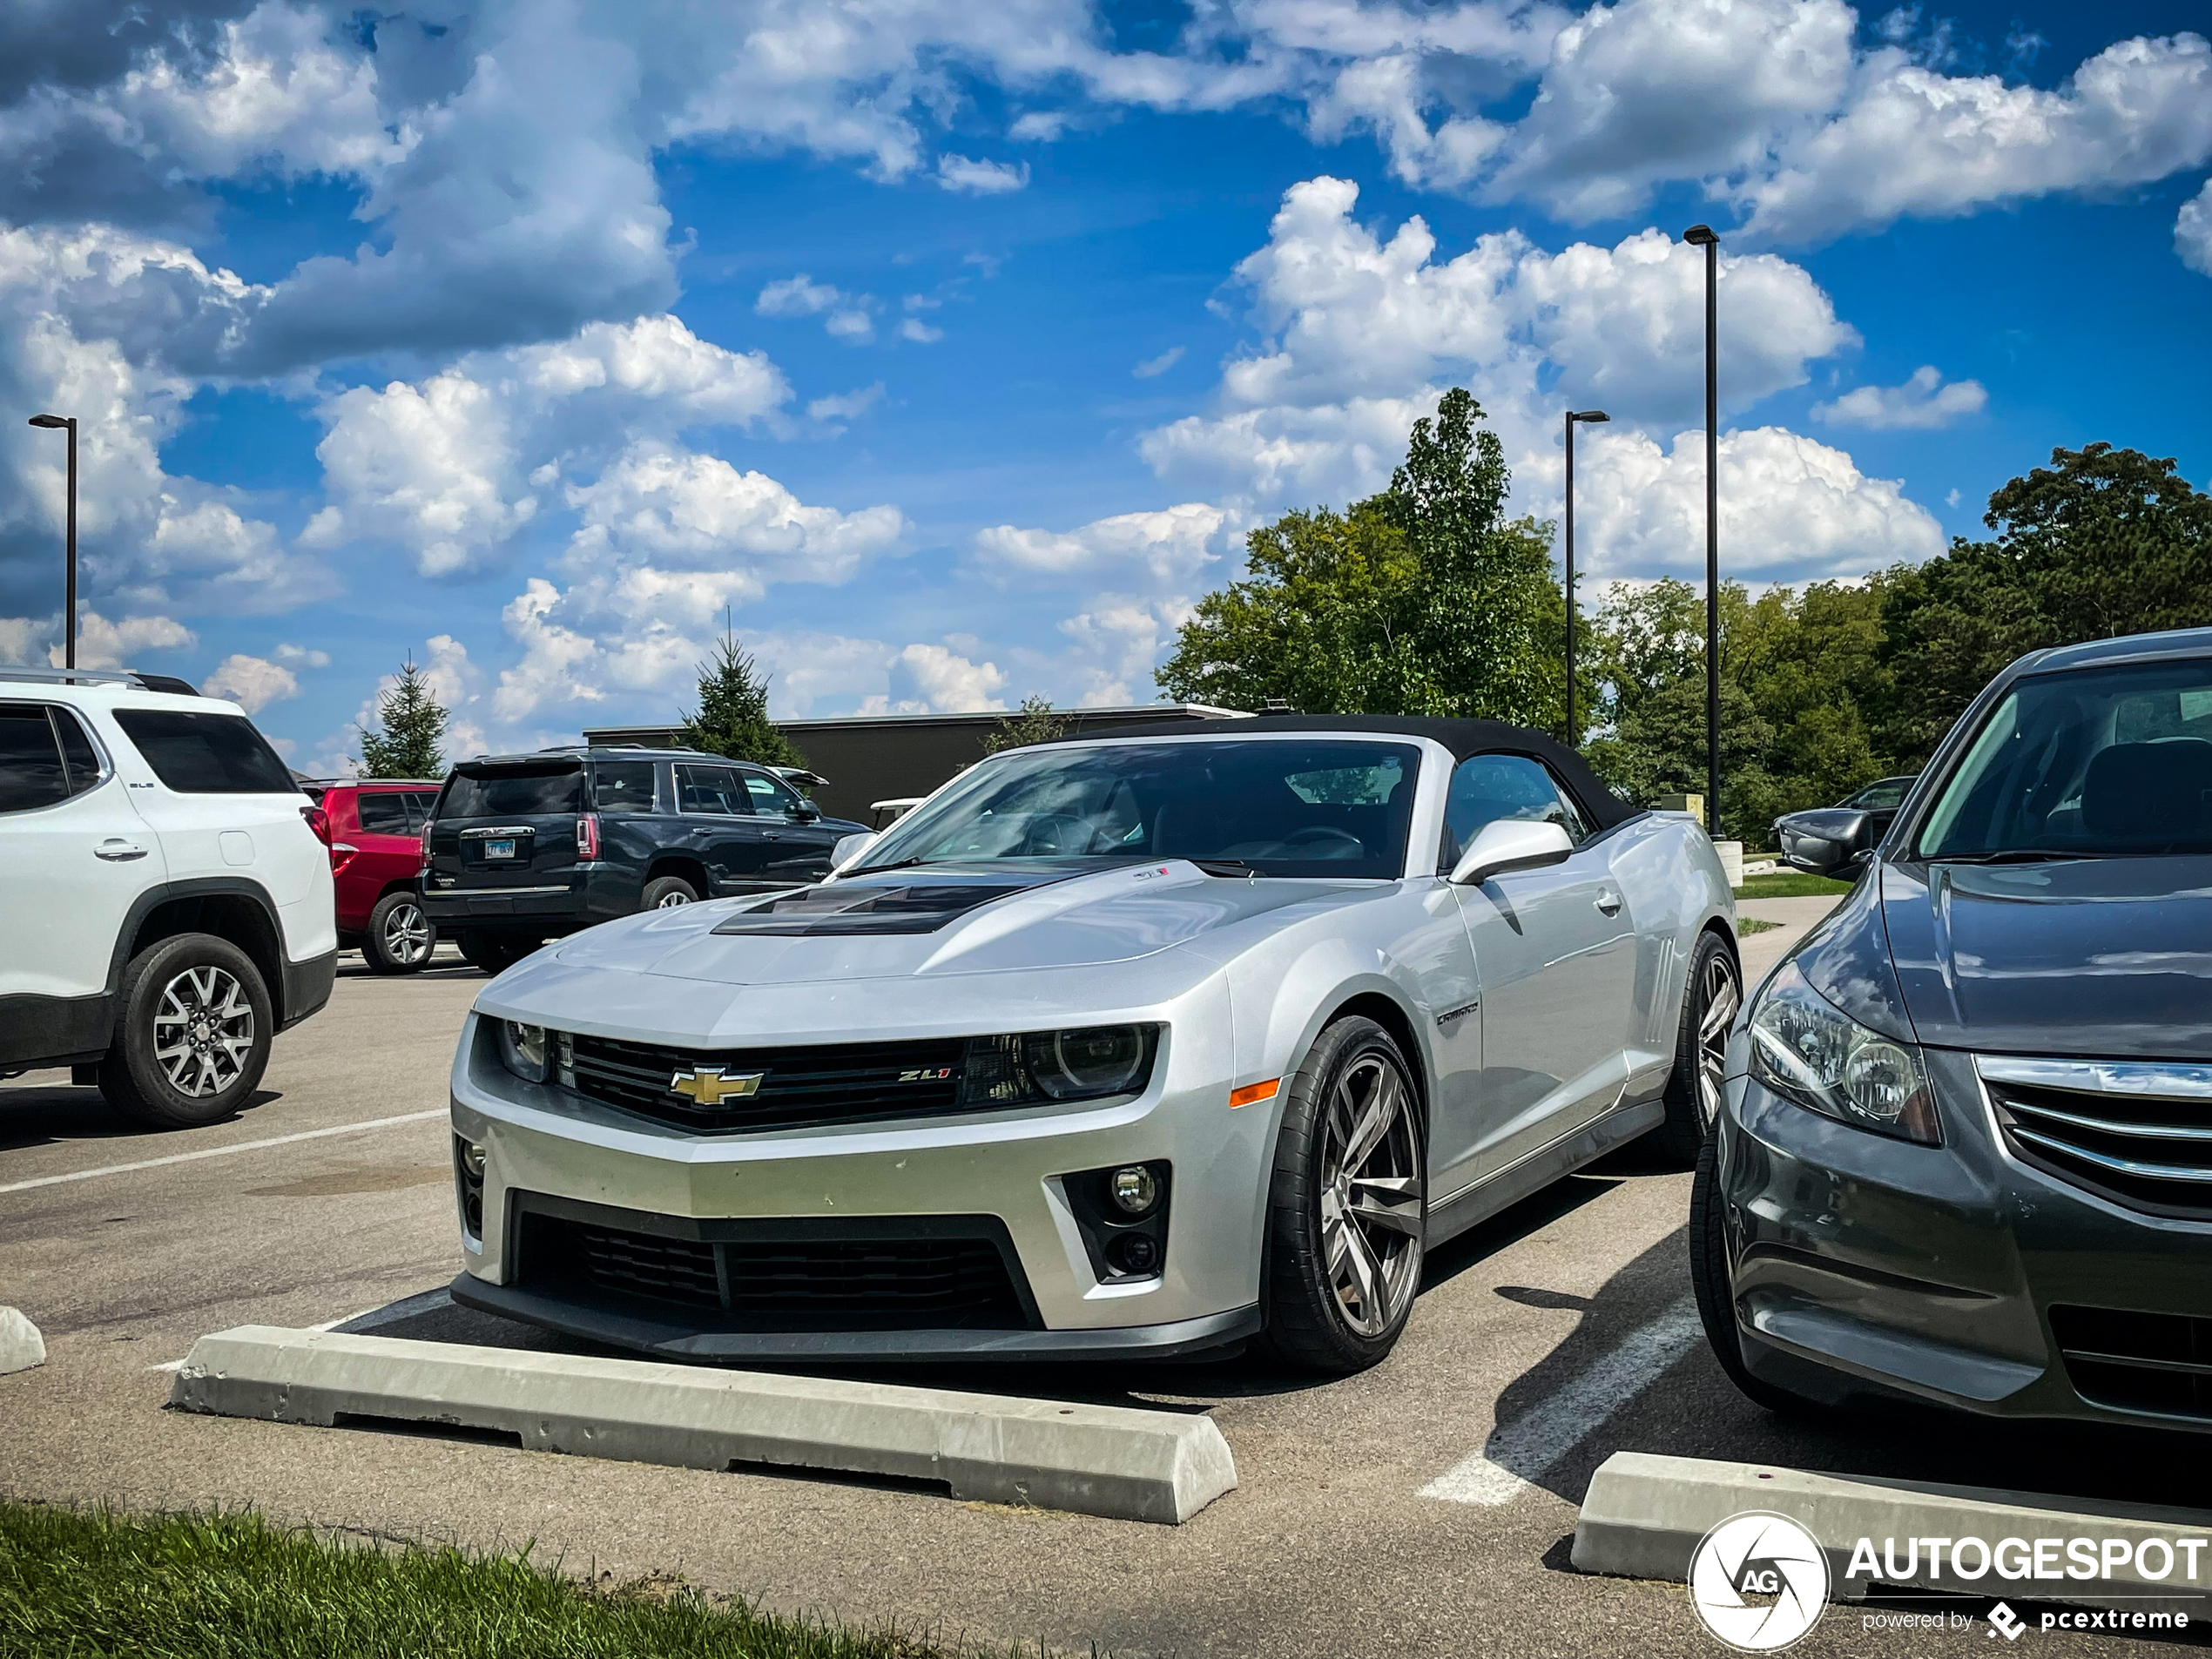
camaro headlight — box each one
[497,1020,551,1084]
[961,1025,1158,1106]
[1747,961,1940,1145]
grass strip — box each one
[1733,872,1854,900]
[0,1499,961,1659]
[1736,918,1782,936]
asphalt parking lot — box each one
[6,903,2211,1658]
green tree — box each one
[1157,390,1562,724]
[675,629,806,769]
[984,695,1069,754]
[1873,443,2212,767]
[357,658,448,779]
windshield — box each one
[1916,658,2212,860]
[854,739,1422,880]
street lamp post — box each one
[1681,225,1721,839]
[1562,408,1608,746]
[28,414,78,671]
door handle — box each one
[1594,887,1623,915]
[96,839,150,862]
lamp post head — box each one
[1681,224,1719,247]
[28,414,71,429]
[1570,410,1610,424]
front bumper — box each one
[1715,1043,2212,1430]
[448,974,1278,1363]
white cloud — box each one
[273,641,330,667]
[807,382,887,423]
[1133,345,1184,378]
[304,314,791,577]
[61,609,197,670]
[899,318,944,344]
[1737,32,2212,242]
[867,644,1008,713]
[1813,366,1986,429]
[936,153,1030,193]
[1053,595,1197,706]
[1564,423,1946,583]
[2181,179,2212,277]
[759,274,876,342]
[974,502,1227,588]
[200,651,299,712]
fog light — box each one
[1109,1233,1159,1276]
[461,1141,486,1180]
[1109,1164,1158,1216]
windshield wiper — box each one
[1925,849,2089,865]
[1190,859,1257,877]
[846,856,933,875]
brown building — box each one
[582,703,1249,826]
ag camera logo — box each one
[1689,1511,1831,1651]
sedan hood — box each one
[550,860,1379,986]
[1879,858,2212,1059]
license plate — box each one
[484,839,517,860]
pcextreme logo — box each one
[1688,1511,1832,1651]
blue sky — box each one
[0,0,2207,772]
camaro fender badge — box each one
[898,1066,954,1082]
[669,1065,765,1105]
[1436,1000,1480,1027]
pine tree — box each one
[983,695,1067,754]
[357,658,449,778]
[676,627,806,768]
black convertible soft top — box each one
[1060,714,1638,831]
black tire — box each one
[361,890,436,974]
[1258,1015,1426,1374]
[98,933,273,1130]
[456,932,535,975]
[640,875,700,909]
[1689,1128,1820,1415]
[1655,928,1743,1166]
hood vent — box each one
[711,875,1066,936]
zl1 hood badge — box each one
[670,1065,765,1105]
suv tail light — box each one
[329,841,359,876]
[419,826,435,874]
[577,813,601,860]
[300,804,332,846]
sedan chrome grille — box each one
[1981,1057,2212,1220]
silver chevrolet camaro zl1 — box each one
[445,716,1738,1372]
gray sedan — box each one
[1698,626,2212,1428]
[447,715,1736,1372]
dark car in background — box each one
[419,746,868,974]
[1772,773,1916,875]
[1695,625,2212,1435]
[318,779,442,974]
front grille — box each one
[1981,1057,2212,1221]
[2050,1305,2212,1420]
[520,1207,1031,1331]
[566,1032,966,1133]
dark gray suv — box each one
[1696,626,2212,1432]
[419,746,869,973]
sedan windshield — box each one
[853,739,1421,880]
[1917,658,2212,860]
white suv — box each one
[0,668,336,1128]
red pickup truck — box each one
[303,779,442,973]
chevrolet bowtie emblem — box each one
[669,1065,765,1105]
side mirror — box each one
[792,799,821,822]
[1449,818,1574,886]
[1776,807,1873,877]
[831,831,877,872]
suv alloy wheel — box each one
[98,932,274,1128]
[362,890,435,974]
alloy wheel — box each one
[381,900,432,965]
[1697,953,1742,1126]
[655,890,692,907]
[152,965,255,1097]
[1318,1052,1424,1338]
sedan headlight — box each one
[496,1020,551,1084]
[961,1025,1158,1106]
[1747,961,1940,1145]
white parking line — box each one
[1420,1297,1703,1507]
[0,1109,447,1197]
